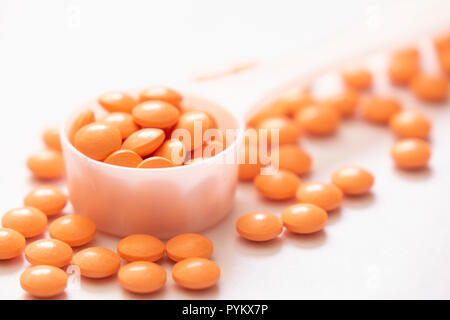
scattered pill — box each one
[281,203,327,234]
[72,247,121,279]
[153,139,186,165]
[388,48,419,86]
[74,123,122,161]
[139,86,182,108]
[20,265,68,298]
[296,182,343,211]
[49,214,96,247]
[391,138,431,170]
[342,68,372,91]
[24,185,67,216]
[271,144,311,175]
[132,101,180,129]
[267,87,314,117]
[117,234,165,262]
[25,239,73,268]
[254,169,301,200]
[256,116,300,145]
[360,96,402,124]
[118,261,166,294]
[104,149,143,168]
[173,110,213,150]
[172,257,220,290]
[0,227,26,260]
[68,109,95,143]
[331,167,374,195]
[137,156,176,169]
[166,233,213,262]
[410,73,449,102]
[121,128,166,157]
[321,89,359,117]
[42,127,62,151]
[236,211,283,242]
[389,110,431,139]
[98,91,137,113]
[101,112,139,139]
[1,207,47,238]
[27,150,65,180]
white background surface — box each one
[1,0,450,299]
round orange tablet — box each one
[74,122,122,161]
[173,110,213,151]
[256,117,300,145]
[118,261,166,294]
[281,203,328,234]
[132,101,180,129]
[410,73,449,102]
[0,227,26,260]
[266,87,314,117]
[1,207,47,238]
[49,214,96,247]
[254,169,301,200]
[238,142,264,181]
[236,211,283,242]
[172,257,220,290]
[42,126,62,151]
[69,109,95,143]
[72,247,121,279]
[137,157,176,169]
[388,49,419,86]
[153,139,186,165]
[20,265,68,298]
[104,149,143,168]
[139,86,182,109]
[295,105,340,135]
[360,96,402,124]
[101,112,139,139]
[98,91,137,113]
[165,233,213,262]
[296,182,343,211]
[117,234,165,262]
[25,238,73,268]
[24,185,67,216]
[342,68,372,91]
[331,167,374,195]
[391,138,431,170]
[27,150,65,180]
[389,110,431,139]
[271,145,311,175]
[121,128,166,157]
[321,89,359,117]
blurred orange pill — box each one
[20,265,68,298]
[267,87,314,117]
[254,169,300,200]
[410,73,449,102]
[296,182,343,211]
[139,86,182,109]
[49,214,96,247]
[104,150,143,168]
[391,138,431,170]
[98,91,137,113]
[42,126,62,151]
[236,211,283,242]
[331,167,374,195]
[27,150,65,180]
[238,142,264,181]
[434,33,450,52]
[295,105,340,135]
[0,227,26,260]
[68,109,95,143]
[1,207,47,238]
[389,110,431,139]
[74,123,122,161]
[172,257,220,290]
[271,144,311,175]
[72,247,121,279]
[117,234,165,262]
[25,238,73,268]
[166,233,213,262]
[101,112,139,139]
[256,117,300,145]
[118,261,167,294]
[360,96,402,124]
[132,101,180,129]
[281,203,327,234]
[24,185,67,216]
[388,48,420,86]
[438,47,450,75]
[153,139,186,165]
[342,68,372,91]
[137,156,176,169]
[173,110,213,151]
[321,89,359,117]
[121,128,165,157]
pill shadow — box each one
[283,230,327,249]
[171,283,220,300]
[233,236,283,257]
[79,275,118,294]
[0,255,25,275]
[326,208,342,225]
[22,292,67,300]
[120,285,169,300]
[393,167,432,182]
[342,192,376,210]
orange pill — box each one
[2,207,47,238]
[153,139,186,165]
[0,227,26,260]
[26,150,65,180]
[172,257,220,290]
[295,105,340,135]
[360,96,402,124]
[238,142,264,181]
[173,110,213,151]
[269,87,314,116]
[118,261,166,294]
[321,89,359,117]
[117,234,165,262]
[166,233,213,262]
[137,157,176,169]
[388,48,419,86]
[42,126,62,151]
[342,68,372,91]
[296,182,343,211]
[331,167,374,195]
[72,247,121,279]
[281,203,327,234]
[139,86,182,108]
[49,214,96,247]
[391,138,431,170]
[122,128,165,157]
[104,149,143,168]
[256,117,300,145]
[236,211,283,242]
[389,110,431,139]
[254,169,301,200]
[132,101,180,129]
[68,109,95,143]
[24,185,67,216]
[271,144,311,175]
[20,265,68,298]
[410,73,449,102]
[101,112,139,139]
[25,238,73,268]
[98,91,137,113]
[434,33,450,52]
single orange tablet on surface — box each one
[132,101,180,129]
[25,238,73,268]
[331,167,374,195]
[295,105,340,135]
[410,73,449,102]
[69,109,95,143]
[271,144,311,175]
[173,110,213,151]
[98,91,137,113]
[42,126,62,151]
[342,68,372,91]
[49,214,96,247]
[20,265,68,298]
[172,257,220,290]
[360,96,402,124]
[296,182,343,211]
[321,89,359,117]
[236,211,283,242]
[1,207,47,238]
[153,139,186,165]
[166,233,213,262]
[238,142,264,181]
[0,227,26,260]
[122,128,166,157]
[104,149,143,168]
[389,110,431,139]
[117,234,165,262]
[254,169,301,200]
[391,138,431,170]
[72,247,121,279]
[27,150,65,180]
[281,203,328,234]
[24,185,67,216]
[269,87,314,116]
[101,112,139,139]
[137,157,176,169]
[256,117,300,145]
[139,86,183,109]
[118,261,166,294]
[388,50,420,86]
